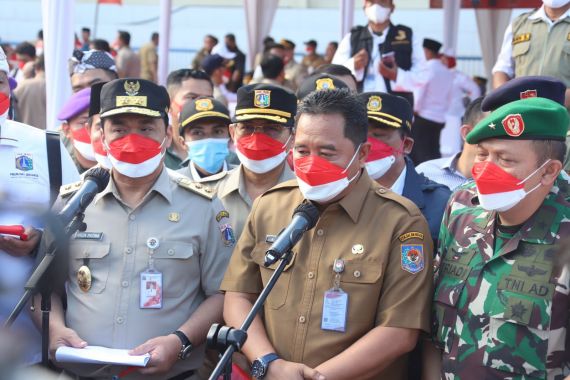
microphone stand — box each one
[3,212,86,367]
[207,249,293,380]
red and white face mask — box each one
[92,136,112,169]
[0,92,10,126]
[294,145,361,202]
[235,133,291,174]
[365,137,400,180]
[471,159,549,212]
[105,134,166,178]
[71,127,96,162]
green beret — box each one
[466,97,569,144]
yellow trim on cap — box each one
[236,108,292,118]
[367,111,402,124]
[235,113,288,124]
[100,106,162,118]
[181,111,230,127]
[369,115,401,129]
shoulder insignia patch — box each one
[512,33,531,45]
[60,181,83,197]
[401,244,424,274]
[399,232,424,242]
[176,177,215,200]
[216,210,230,222]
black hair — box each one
[91,39,111,53]
[118,31,131,46]
[37,30,43,40]
[532,140,566,164]
[82,27,91,34]
[264,43,285,53]
[462,97,485,126]
[263,36,275,46]
[297,88,368,147]
[328,41,338,49]
[314,63,356,83]
[151,32,159,41]
[15,42,36,58]
[206,34,219,44]
[260,54,284,79]
[166,68,214,97]
[225,34,236,42]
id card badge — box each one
[140,270,163,309]
[321,289,348,332]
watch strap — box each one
[260,352,280,365]
[172,330,191,347]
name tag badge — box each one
[321,289,348,332]
[140,270,163,309]
[74,231,103,241]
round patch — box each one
[501,114,525,137]
[195,98,214,111]
[367,96,382,112]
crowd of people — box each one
[1,0,570,379]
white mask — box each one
[365,4,391,24]
[542,0,570,8]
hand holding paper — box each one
[55,346,150,367]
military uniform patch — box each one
[520,89,537,99]
[215,210,230,222]
[254,90,271,108]
[502,114,525,137]
[315,78,335,90]
[398,232,424,242]
[401,244,424,274]
[220,224,236,247]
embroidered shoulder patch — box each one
[401,244,424,274]
[398,232,424,242]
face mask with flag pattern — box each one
[236,133,290,174]
[365,136,402,180]
[105,134,166,178]
[71,127,96,162]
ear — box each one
[229,124,237,143]
[62,122,72,139]
[402,136,414,155]
[358,141,371,167]
[541,159,562,187]
[460,124,472,142]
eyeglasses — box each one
[233,123,289,140]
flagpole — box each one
[93,1,100,39]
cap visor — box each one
[234,113,291,126]
[181,111,231,128]
[100,106,162,118]
[369,115,402,129]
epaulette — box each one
[372,184,421,217]
[176,177,215,200]
[262,179,299,196]
[60,180,83,198]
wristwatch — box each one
[251,353,280,379]
[171,330,193,360]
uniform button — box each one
[167,248,175,256]
[129,214,136,221]
[378,188,386,194]
[353,270,361,278]
[316,229,324,236]
[116,316,124,324]
[308,272,315,279]
[121,281,129,288]
[125,247,133,254]
[299,316,306,323]
[194,183,203,189]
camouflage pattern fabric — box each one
[432,176,570,380]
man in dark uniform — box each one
[332,0,425,102]
[358,92,451,246]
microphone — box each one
[58,167,110,227]
[264,201,320,267]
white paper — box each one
[55,346,150,367]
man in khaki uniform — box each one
[216,84,296,239]
[492,0,570,107]
[139,32,159,83]
[221,88,433,380]
[35,78,234,379]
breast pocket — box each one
[560,44,570,77]
[69,242,111,294]
[250,244,296,310]
[152,242,195,299]
[484,290,552,378]
[512,41,531,69]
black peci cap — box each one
[179,96,230,135]
[423,38,442,54]
[89,82,106,117]
[233,83,297,127]
[358,92,413,131]
[100,78,170,118]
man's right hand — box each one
[353,49,369,71]
[49,326,87,359]
[266,359,325,380]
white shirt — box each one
[332,24,427,93]
[390,165,407,195]
[493,6,570,77]
[189,160,228,182]
[414,59,454,123]
[447,70,481,117]
[0,119,78,362]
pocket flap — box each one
[512,41,530,57]
[340,259,382,284]
[152,242,194,259]
[70,242,110,260]
[250,244,296,272]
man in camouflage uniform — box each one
[429,97,570,379]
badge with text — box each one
[140,270,163,309]
[322,258,348,332]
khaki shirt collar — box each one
[94,166,173,206]
[337,170,373,224]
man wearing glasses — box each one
[216,84,297,239]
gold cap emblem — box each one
[367,96,382,112]
[254,90,271,108]
[315,78,335,91]
[195,98,214,111]
[124,80,140,96]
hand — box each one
[379,61,398,81]
[129,334,180,375]
[0,227,41,257]
[266,359,326,380]
[353,49,369,71]
[49,326,87,360]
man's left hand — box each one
[379,61,398,81]
[0,227,41,257]
[130,334,180,375]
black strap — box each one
[45,131,62,206]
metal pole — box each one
[158,0,172,86]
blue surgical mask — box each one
[186,138,229,175]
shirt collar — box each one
[94,166,173,206]
[189,160,228,182]
[338,170,374,223]
[216,164,243,199]
[441,153,461,172]
[529,5,570,23]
